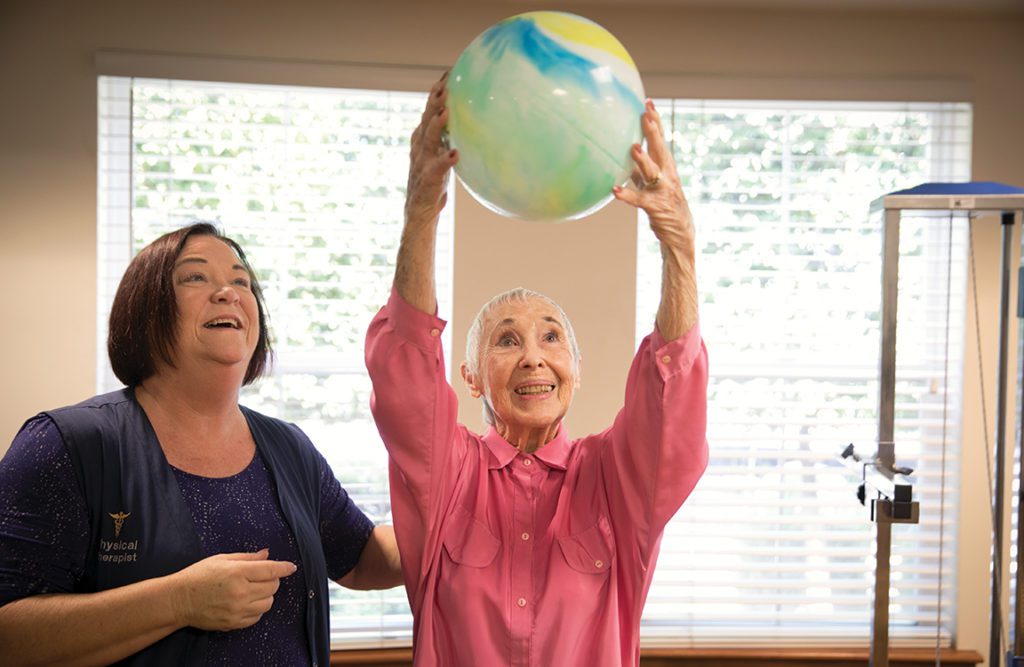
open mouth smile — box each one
[515,384,555,396]
[203,317,243,330]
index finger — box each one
[244,559,298,582]
[419,72,449,128]
[642,102,671,166]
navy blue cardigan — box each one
[46,389,332,666]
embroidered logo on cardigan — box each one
[109,511,131,538]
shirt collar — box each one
[482,425,572,471]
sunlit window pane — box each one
[97,76,453,648]
[637,100,970,645]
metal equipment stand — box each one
[867,182,1024,667]
[840,443,920,667]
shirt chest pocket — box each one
[557,516,616,575]
[443,504,500,568]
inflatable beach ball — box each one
[446,11,646,222]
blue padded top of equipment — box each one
[890,181,1024,196]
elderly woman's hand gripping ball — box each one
[405,73,459,229]
[612,100,699,340]
[612,100,695,252]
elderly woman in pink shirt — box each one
[366,73,708,666]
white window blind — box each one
[636,99,972,645]
[97,76,454,647]
[101,77,975,649]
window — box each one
[636,100,972,645]
[100,77,973,649]
[97,76,453,647]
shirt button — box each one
[523,458,533,466]
[517,597,527,607]
[521,532,530,541]
[308,589,315,599]
[430,328,441,337]
[661,354,672,364]
[595,560,604,569]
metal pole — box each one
[872,208,901,667]
[991,212,1015,666]
[878,209,899,449]
[874,518,893,667]
[1005,213,1024,662]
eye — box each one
[543,331,560,343]
[497,334,518,347]
[233,277,251,289]
[180,272,206,283]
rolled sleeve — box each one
[382,286,448,351]
[648,322,705,381]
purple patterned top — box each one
[0,414,375,664]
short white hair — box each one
[464,287,580,426]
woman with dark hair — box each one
[0,223,401,666]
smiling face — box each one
[461,295,579,450]
[170,235,260,376]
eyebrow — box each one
[495,315,563,327]
[174,257,249,273]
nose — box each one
[518,339,545,369]
[212,283,241,304]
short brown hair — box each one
[107,222,272,386]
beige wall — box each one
[2,0,1023,662]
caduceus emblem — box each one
[109,511,131,538]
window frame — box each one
[96,52,979,650]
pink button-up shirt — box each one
[366,288,708,666]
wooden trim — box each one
[642,73,973,103]
[93,51,974,104]
[330,647,411,665]
[94,50,440,93]
[330,646,983,666]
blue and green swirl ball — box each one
[446,12,645,222]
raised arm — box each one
[395,73,459,314]
[603,100,708,565]
[366,75,463,593]
[613,99,698,340]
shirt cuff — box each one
[647,322,704,381]
[386,285,448,348]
